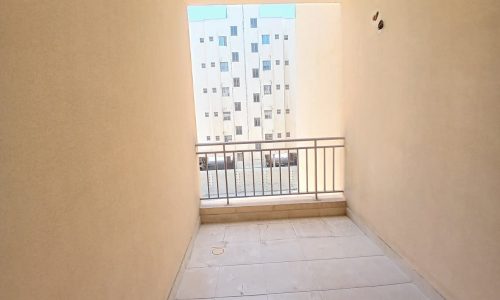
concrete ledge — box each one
[200,197,346,224]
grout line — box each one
[177,281,417,300]
[186,254,387,269]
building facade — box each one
[188,4,296,144]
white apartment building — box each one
[188,4,296,144]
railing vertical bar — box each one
[223,144,229,205]
[251,151,256,196]
[242,152,246,197]
[297,148,300,194]
[215,153,220,199]
[261,150,264,196]
[324,147,326,192]
[205,153,210,199]
[279,150,282,195]
[287,149,291,194]
[332,147,335,192]
[314,139,318,200]
[270,150,273,195]
[306,149,309,193]
[233,151,237,197]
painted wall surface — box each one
[0,1,199,299]
[342,1,500,299]
[295,3,343,138]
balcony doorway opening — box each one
[187,3,344,202]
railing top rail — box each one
[195,136,345,147]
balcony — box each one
[173,216,432,300]
[168,138,442,299]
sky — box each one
[188,4,296,22]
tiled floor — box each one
[175,217,428,300]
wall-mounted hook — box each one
[378,20,384,30]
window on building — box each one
[234,102,241,111]
[232,52,239,62]
[286,108,290,114]
[275,34,279,39]
[263,60,271,71]
[276,84,281,90]
[205,112,209,117]
[277,133,282,138]
[211,62,216,67]
[206,136,211,141]
[230,26,238,36]
[236,126,242,135]
[264,110,272,119]
[203,88,207,93]
[212,87,217,93]
[251,43,258,53]
[254,117,261,127]
[218,36,227,46]
[214,112,219,117]
[277,109,281,114]
[284,34,289,40]
[286,132,290,137]
[265,133,273,141]
[253,93,260,102]
[233,77,240,87]
[220,62,229,72]
[285,60,289,66]
[225,135,232,142]
[264,85,272,95]
[222,87,230,96]
[262,34,270,44]
[252,68,259,78]
[255,143,262,150]
[250,18,257,28]
[285,84,290,90]
[209,36,214,42]
[200,37,204,43]
[276,60,280,65]
[201,63,206,68]
[215,136,220,141]
[223,112,231,121]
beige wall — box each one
[295,3,343,139]
[0,1,199,299]
[342,0,500,299]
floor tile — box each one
[196,224,227,246]
[268,291,322,300]
[298,235,383,260]
[321,217,363,236]
[225,224,261,243]
[261,223,297,241]
[291,219,332,238]
[310,256,410,290]
[216,264,267,297]
[216,296,268,300]
[189,241,261,268]
[260,239,304,263]
[320,283,428,300]
[264,261,316,293]
[176,267,219,299]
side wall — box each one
[342,1,500,299]
[0,1,199,299]
[295,3,343,138]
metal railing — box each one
[195,137,345,204]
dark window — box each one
[230,26,238,36]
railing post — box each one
[314,139,318,200]
[223,143,230,205]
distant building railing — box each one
[195,137,345,204]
